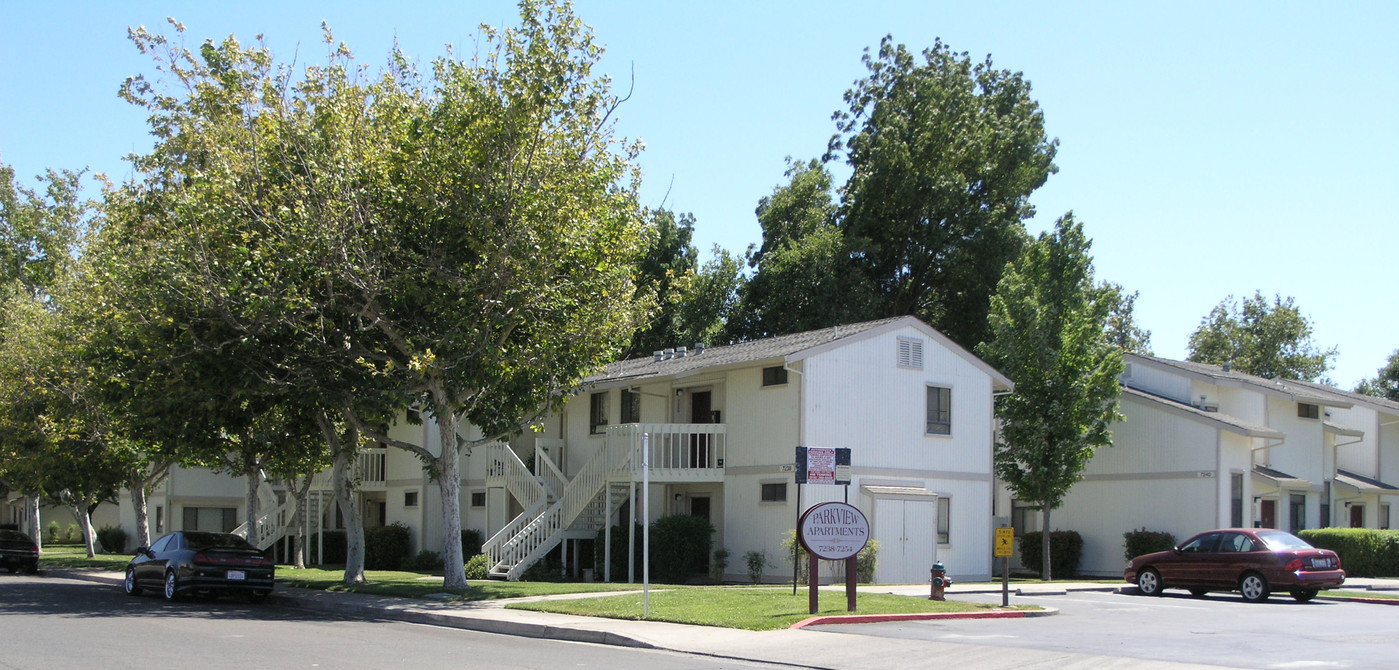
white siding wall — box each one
[1265,396,1326,484]
[1125,363,1192,403]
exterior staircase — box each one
[232,448,388,551]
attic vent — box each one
[897,337,924,370]
[653,350,664,362]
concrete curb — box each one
[1318,596,1399,606]
[790,607,1059,629]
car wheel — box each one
[1136,568,1163,596]
[1188,588,1209,598]
[124,568,142,596]
[1291,589,1318,603]
[163,571,180,601]
[1239,572,1270,603]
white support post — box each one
[643,432,651,618]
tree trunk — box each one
[130,481,152,550]
[1041,504,1052,582]
[244,464,264,549]
[27,495,41,550]
[69,503,96,558]
[332,438,366,583]
[283,475,313,570]
[435,411,468,589]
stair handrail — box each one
[493,429,635,579]
[534,443,567,498]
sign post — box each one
[799,501,869,614]
[994,526,1014,607]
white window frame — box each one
[925,384,952,437]
[589,391,609,435]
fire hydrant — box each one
[930,562,951,601]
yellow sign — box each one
[994,526,1014,557]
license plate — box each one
[1310,558,1330,569]
[227,570,246,581]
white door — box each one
[873,498,937,584]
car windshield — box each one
[183,532,254,551]
[1256,530,1314,551]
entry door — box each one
[873,498,936,584]
[689,391,712,468]
[1260,500,1276,529]
[1351,505,1365,528]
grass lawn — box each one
[508,586,1029,631]
[278,567,647,601]
[39,544,132,571]
[1320,589,1399,600]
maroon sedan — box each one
[1125,528,1344,603]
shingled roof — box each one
[1127,354,1357,409]
[583,315,1012,390]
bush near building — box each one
[1299,528,1399,577]
[1123,528,1177,561]
[1018,530,1083,578]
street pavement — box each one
[48,569,1399,670]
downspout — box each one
[783,361,805,447]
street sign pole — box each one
[994,526,1014,607]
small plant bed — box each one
[507,587,1029,631]
[278,567,648,600]
[37,545,133,570]
[1318,589,1399,601]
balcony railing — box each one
[356,448,388,491]
[606,423,726,482]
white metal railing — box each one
[534,442,566,499]
[232,497,292,550]
[610,423,727,473]
[490,433,634,579]
[481,442,549,567]
[356,448,388,489]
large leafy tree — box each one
[1101,283,1153,355]
[1356,350,1399,402]
[725,159,871,342]
[1187,292,1337,382]
[977,215,1124,580]
[625,209,698,357]
[831,37,1058,350]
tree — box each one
[625,209,698,357]
[725,159,872,342]
[977,215,1124,580]
[1187,292,1337,381]
[831,37,1058,350]
[1101,283,1153,355]
[1356,350,1399,402]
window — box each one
[1180,533,1220,553]
[404,490,419,508]
[149,534,173,553]
[1320,481,1331,527]
[761,366,788,387]
[1290,493,1306,533]
[937,497,951,544]
[897,337,924,369]
[760,482,787,503]
[470,491,487,508]
[182,507,237,533]
[1218,532,1256,553]
[589,392,608,434]
[926,386,951,435]
[155,506,164,534]
[1297,403,1320,419]
[621,389,641,424]
[1230,473,1244,527]
[1382,504,1391,530]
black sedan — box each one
[1126,528,1344,602]
[0,529,40,573]
[125,531,275,601]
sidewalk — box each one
[52,568,1386,670]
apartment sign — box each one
[799,502,869,560]
[794,446,852,485]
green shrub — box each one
[364,523,413,571]
[46,521,61,543]
[744,550,767,584]
[402,550,444,572]
[856,540,880,583]
[308,530,347,564]
[65,523,81,543]
[1018,530,1083,578]
[461,529,483,557]
[465,553,491,580]
[593,522,645,582]
[521,549,564,582]
[1299,528,1399,577]
[1123,528,1177,561]
[710,547,729,583]
[649,514,715,584]
[97,526,129,554]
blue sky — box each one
[2,1,1395,388]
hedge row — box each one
[1123,528,1177,561]
[1298,528,1399,577]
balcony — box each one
[356,448,388,491]
[606,423,726,483]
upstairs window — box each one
[926,385,952,435]
[589,392,609,434]
[621,389,641,424]
[1297,403,1320,419]
[897,337,924,370]
[762,366,788,387]
[404,490,419,508]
